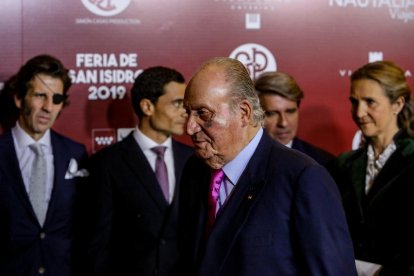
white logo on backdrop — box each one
[246,13,261,29]
[339,51,411,78]
[81,0,131,17]
[230,43,277,80]
[368,51,383,63]
[213,0,292,11]
[95,136,114,145]
[329,0,414,23]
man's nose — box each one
[42,96,53,112]
[186,114,201,135]
[277,113,288,127]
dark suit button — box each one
[40,232,46,239]
[38,266,45,274]
[160,239,166,245]
[137,214,142,219]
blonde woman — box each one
[329,61,414,275]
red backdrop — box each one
[1,0,414,155]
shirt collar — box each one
[223,128,263,185]
[284,139,293,148]
[133,126,172,150]
[12,121,52,150]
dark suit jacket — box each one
[328,131,414,275]
[177,132,356,276]
[292,137,335,165]
[0,129,88,276]
[87,133,193,276]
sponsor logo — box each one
[76,0,140,25]
[368,51,383,63]
[246,13,261,29]
[329,0,414,23]
[213,0,292,11]
[339,51,412,77]
[92,128,116,153]
[81,0,131,17]
[213,1,292,28]
[229,43,277,80]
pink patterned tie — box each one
[205,168,224,237]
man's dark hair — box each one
[131,66,185,119]
[0,54,71,131]
[13,54,71,105]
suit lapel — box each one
[172,141,186,202]
[45,131,72,226]
[200,134,269,275]
[348,151,367,203]
[292,137,304,151]
[120,134,169,211]
[0,131,38,221]
[190,164,211,266]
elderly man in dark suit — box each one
[255,71,335,165]
[177,57,357,275]
[87,66,193,276]
[0,55,88,276]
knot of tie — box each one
[151,146,167,157]
[30,143,44,156]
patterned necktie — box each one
[29,143,48,226]
[151,146,169,202]
[205,168,224,238]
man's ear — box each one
[14,95,22,109]
[239,99,252,127]
[140,99,154,116]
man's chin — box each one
[204,159,224,170]
[274,135,292,145]
[195,149,212,160]
[195,151,224,169]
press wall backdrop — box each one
[1,0,414,155]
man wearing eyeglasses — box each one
[0,54,88,276]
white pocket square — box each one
[65,158,89,179]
